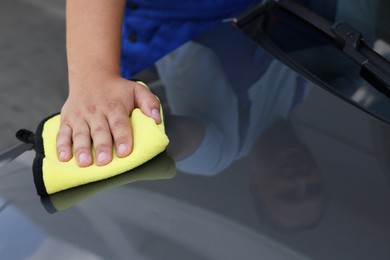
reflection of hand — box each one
[56,76,161,167]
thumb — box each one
[133,81,162,124]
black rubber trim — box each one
[32,113,59,196]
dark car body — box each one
[1,0,390,259]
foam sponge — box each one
[32,107,169,196]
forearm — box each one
[59,0,161,167]
[66,0,126,90]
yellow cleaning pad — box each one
[33,107,169,196]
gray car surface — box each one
[1,0,390,259]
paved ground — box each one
[0,0,67,151]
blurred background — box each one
[0,0,66,151]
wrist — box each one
[67,63,121,92]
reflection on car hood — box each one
[1,1,390,259]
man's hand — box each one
[56,77,161,167]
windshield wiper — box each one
[232,0,390,99]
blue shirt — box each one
[120,0,258,78]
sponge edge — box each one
[33,107,169,196]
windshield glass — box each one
[237,0,390,123]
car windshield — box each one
[236,0,390,123]
[1,1,390,259]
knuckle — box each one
[90,125,108,138]
[59,114,71,125]
[135,82,149,90]
[56,143,68,150]
[86,104,97,114]
[136,90,160,107]
[74,110,82,119]
[150,97,161,107]
[56,132,66,142]
[58,124,71,135]
[106,101,121,112]
[56,134,69,144]
[72,130,89,140]
[57,129,71,144]
[110,119,128,131]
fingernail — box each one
[151,108,161,121]
[59,151,67,160]
[97,152,108,163]
[79,153,89,163]
[118,144,128,155]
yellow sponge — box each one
[33,107,169,196]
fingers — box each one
[57,116,113,167]
[57,123,73,162]
[71,120,93,167]
[57,108,130,167]
[134,83,162,124]
[106,103,133,158]
[89,115,113,166]
[56,79,161,168]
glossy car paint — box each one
[0,0,389,259]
